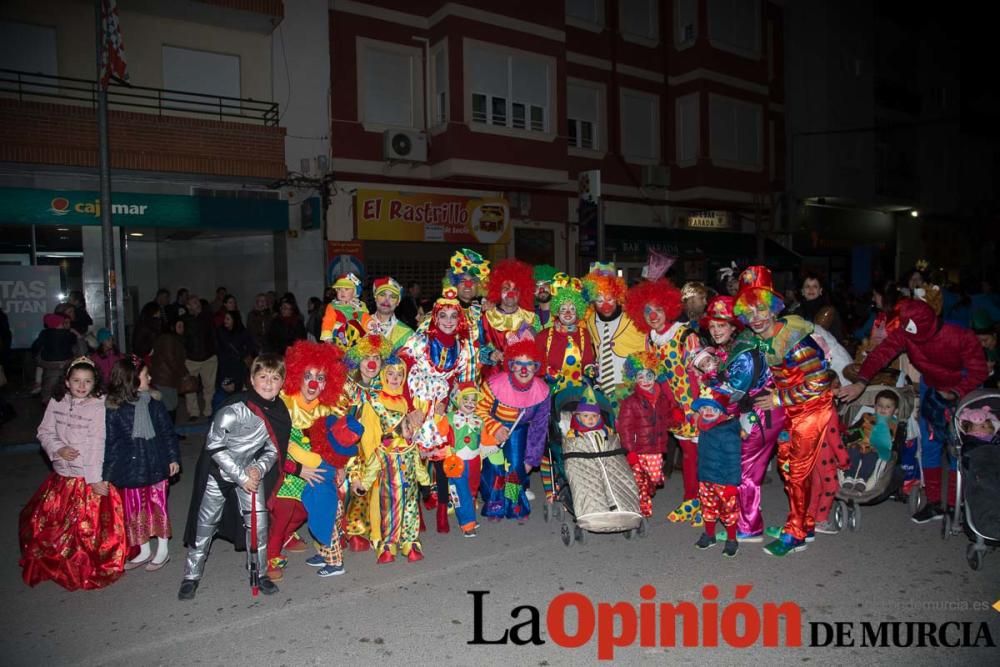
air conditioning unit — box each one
[382,129,427,162]
[641,165,670,189]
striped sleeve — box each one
[776,340,834,406]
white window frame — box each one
[708,93,763,171]
[430,38,449,132]
[675,92,700,167]
[675,0,698,50]
[356,37,424,133]
[707,0,762,60]
[567,78,606,157]
[464,39,557,143]
[619,87,660,165]
[619,0,659,46]
[566,0,605,33]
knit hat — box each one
[96,328,113,344]
[373,276,402,299]
[691,386,728,412]
[734,265,785,323]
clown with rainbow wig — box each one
[583,262,646,400]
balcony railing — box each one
[0,69,278,127]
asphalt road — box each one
[1,435,998,666]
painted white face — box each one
[595,294,617,317]
[251,369,284,400]
[748,304,777,337]
[301,367,327,402]
[636,369,656,392]
[558,302,578,326]
[500,281,520,311]
[435,307,459,335]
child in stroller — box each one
[842,389,901,493]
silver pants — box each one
[183,476,269,581]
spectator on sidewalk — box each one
[132,302,164,360]
[151,318,187,423]
[246,293,274,351]
[182,296,217,421]
[165,288,188,323]
[265,298,306,354]
[66,291,93,337]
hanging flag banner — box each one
[356,189,510,244]
[100,0,129,88]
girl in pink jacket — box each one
[19,357,127,590]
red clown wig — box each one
[503,327,543,367]
[283,340,348,405]
[486,258,535,310]
[624,279,684,333]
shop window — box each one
[162,46,241,107]
[709,94,761,168]
[357,38,422,130]
[568,80,604,151]
[620,88,660,163]
[467,41,553,136]
[620,0,658,42]
[708,0,761,58]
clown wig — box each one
[623,350,667,386]
[582,270,626,305]
[429,291,471,340]
[504,339,543,368]
[733,288,784,325]
[550,286,589,321]
[486,258,535,310]
[533,264,559,284]
[283,340,348,405]
[624,279,683,333]
[345,333,392,370]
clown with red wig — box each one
[477,328,551,521]
[267,341,351,580]
[703,295,788,541]
[480,258,541,379]
[733,266,842,557]
[583,262,646,399]
[624,271,705,527]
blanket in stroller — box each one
[965,441,1000,540]
[562,430,642,532]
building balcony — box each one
[0,69,286,180]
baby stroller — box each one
[941,389,1000,571]
[831,385,917,532]
[545,385,645,546]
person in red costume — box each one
[624,276,704,526]
[838,298,988,522]
[480,259,540,379]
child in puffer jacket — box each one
[617,352,684,517]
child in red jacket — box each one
[618,351,684,517]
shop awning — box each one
[0,187,288,231]
[605,226,800,270]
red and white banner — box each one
[100,0,129,88]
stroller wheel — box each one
[560,522,574,547]
[543,503,551,523]
[574,525,586,545]
[942,513,952,541]
[848,506,860,532]
[832,501,846,532]
[908,487,926,515]
[966,544,984,571]
[637,517,649,538]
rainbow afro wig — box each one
[345,333,392,370]
[623,350,666,386]
[732,265,784,324]
[582,262,626,304]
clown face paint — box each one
[500,281,520,311]
[558,302,578,326]
[595,294,617,317]
[636,368,656,392]
[301,368,327,402]
[435,307,460,334]
[459,393,478,414]
[360,355,382,382]
[748,304,778,338]
[375,291,399,315]
[644,304,667,332]
[508,356,539,385]
[708,320,736,346]
[457,277,478,302]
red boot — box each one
[407,545,424,562]
[436,504,450,534]
[347,535,370,552]
[376,549,395,564]
[423,490,438,511]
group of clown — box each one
[222,245,847,589]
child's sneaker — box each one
[695,533,717,549]
[765,524,815,543]
[305,554,325,567]
[317,563,345,577]
[463,528,478,538]
[762,532,808,557]
[267,557,286,581]
[723,540,739,558]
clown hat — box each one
[373,276,401,298]
[734,265,784,321]
[573,385,601,414]
[454,381,480,400]
[332,273,362,293]
[448,248,490,282]
[691,386,728,412]
[700,295,741,330]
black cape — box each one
[182,390,292,550]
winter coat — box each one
[245,309,273,348]
[617,387,683,454]
[102,399,180,488]
[216,326,255,388]
[90,349,123,385]
[183,309,217,361]
[32,328,79,362]
[151,332,187,389]
[696,417,742,486]
[859,299,988,398]
[37,395,107,483]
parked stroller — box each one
[545,385,645,546]
[831,385,918,532]
[941,389,1000,571]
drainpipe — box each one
[412,36,431,136]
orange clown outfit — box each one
[320,273,371,348]
[625,276,704,526]
[582,263,646,402]
[480,259,540,379]
[733,266,842,557]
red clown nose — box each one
[366,360,378,371]
[307,380,319,390]
[503,290,518,300]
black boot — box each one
[178,579,199,600]
[259,576,279,595]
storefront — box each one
[0,186,288,347]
